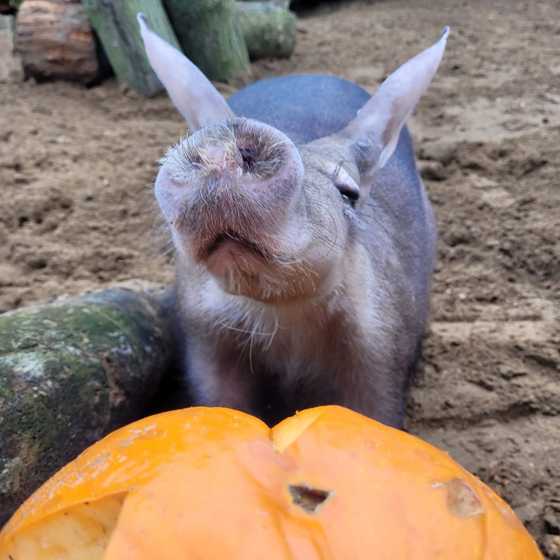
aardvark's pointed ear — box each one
[137,13,234,132]
[343,27,449,170]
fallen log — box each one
[15,0,98,84]
[240,0,290,10]
[0,287,174,526]
[237,1,296,60]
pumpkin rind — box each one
[0,408,268,541]
[0,406,543,559]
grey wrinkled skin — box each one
[139,17,447,427]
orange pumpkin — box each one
[0,406,542,559]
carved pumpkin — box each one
[0,406,542,559]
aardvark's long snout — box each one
[155,118,304,264]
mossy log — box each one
[15,0,99,84]
[164,0,250,83]
[82,0,180,96]
[0,288,173,526]
[240,0,290,12]
[237,2,296,60]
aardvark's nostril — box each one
[239,146,258,173]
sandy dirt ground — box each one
[1,0,559,554]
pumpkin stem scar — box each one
[288,484,333,514]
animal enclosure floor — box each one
[0,0,559,554]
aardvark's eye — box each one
[333,164,360,207]
[337,183,360,206]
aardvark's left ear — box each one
[341,27,449,170]
[137,13,234,132]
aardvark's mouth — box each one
[204,231,269,261]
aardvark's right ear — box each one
[137,13,234,132]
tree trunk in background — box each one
[0,15,23,82]
[164,0,250,83]
[237,2,296,60]
[82,0,180,96]
[15,0,99,84]
[0,288,174,526]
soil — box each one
[1,0,559,555]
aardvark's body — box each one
[140,15,448,427]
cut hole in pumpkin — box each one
[288,484,332,514]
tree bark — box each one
[0,15,23,82]
[15,0,98,84]
[237,2,296,60]
[0,287,174,526]
[82,0,180,96]
[164,0,251,83]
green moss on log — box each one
[164,0,250,83]
[0,288,173,526]
[237,2,296,60]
